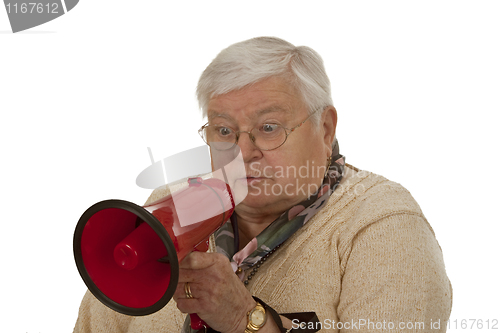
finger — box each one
[177,268,197,284]
[172,282,206,315]
[173,281,198,300]
[175,297,200,315]
[179,251,230,270]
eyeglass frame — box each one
[198,107,324,151]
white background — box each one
[1,1,499,332]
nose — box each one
[236,131,262,163]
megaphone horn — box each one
[73,177,235,319]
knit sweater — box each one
[73,164,452,332]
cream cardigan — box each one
[73,164,452,332]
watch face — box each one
[250,308,265,326]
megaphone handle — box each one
[190,313,207,330]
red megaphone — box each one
[73,177,235,330]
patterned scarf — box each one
[214,139,345,277]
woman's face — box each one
[207,76,336,217]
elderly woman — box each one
[74,37,452,333]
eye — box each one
[260,124,279,133]
[216,126,233,136]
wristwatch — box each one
[245,302,267,332]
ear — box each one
[322,106,337,156]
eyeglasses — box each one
[198,108,322,151]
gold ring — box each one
[184,282,194,299]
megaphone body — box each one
[73,177,235,328]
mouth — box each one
[237,175,266,184]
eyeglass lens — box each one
[203,125,287,150]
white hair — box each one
[196,37,333,127]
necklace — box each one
[235,244,282,285]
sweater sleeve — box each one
[73,290,133,333]
[336,213,452,332]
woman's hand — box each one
[173,251,256,333]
